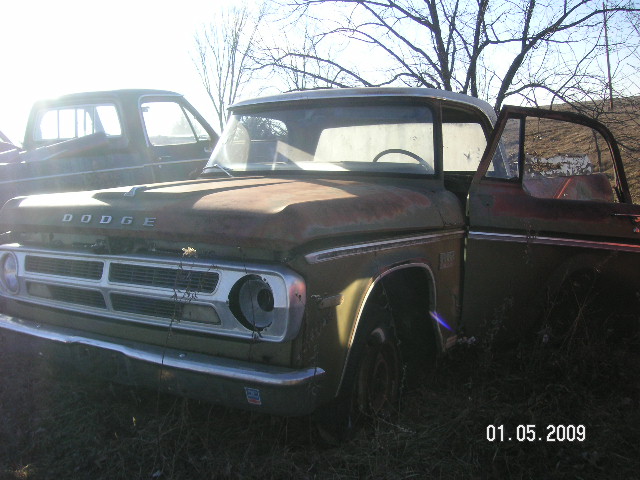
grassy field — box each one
[1,331,638,479]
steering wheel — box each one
[372,148,433,173]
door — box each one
[462,106,640,341]
[140,98,217,181]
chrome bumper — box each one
[0,314,325,416]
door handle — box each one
[612,213,640,223]
[612,213,640,233]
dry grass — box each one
[1,332,638,479]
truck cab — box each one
[0,89,218,206]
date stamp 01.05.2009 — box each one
[487,425,586,442]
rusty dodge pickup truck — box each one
[0,89,218,207]
[0,88,638,436]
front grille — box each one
[111,293,182,319]
[109,263,219,293]
[27,281,106,308]
[11,249,228,332]
[25,256,103,280]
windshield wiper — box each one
[202,163,234,178]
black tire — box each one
[315,309,401,443]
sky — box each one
[0,0,238,145]
[2,1,636,146]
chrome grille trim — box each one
[0,244,306,342]
[27,281,106,309]
[111,293,181,319]
[109,263,219,292]
[25,255,103,279]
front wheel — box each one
[315,312,401,443]
[355,326,401,415]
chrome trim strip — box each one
[142,158,205,168]
[305,230,465,264]
[469,231,640,253]
[0,314,324,387]
[0,158,207,187]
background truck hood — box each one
[0,176,462,252]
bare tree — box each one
[258,0,640,111]
[193,4,267,131]
[259,23,351,91]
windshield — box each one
[205,103,435,176]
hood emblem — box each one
[124,186,146,197]
[61,213,156,227]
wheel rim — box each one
[357,327,400,415]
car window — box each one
[484,115,618,203]
[35,104,122,141]
[314,123,434,167]
[486,117,521,179]
[208,104,436,175]
[184,108,211,141]
[522,117,616,202]
[142,101,210,146]
[442,122,487,172]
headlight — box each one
[0,252,19,294]
[229,275,275,331]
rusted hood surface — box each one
[0,176,462,252]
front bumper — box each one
[0,314,325,416]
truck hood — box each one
[0,176,462,253]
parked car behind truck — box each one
[0,89,218,206]
[0,88,637,438]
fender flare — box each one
[335,261,442,396]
